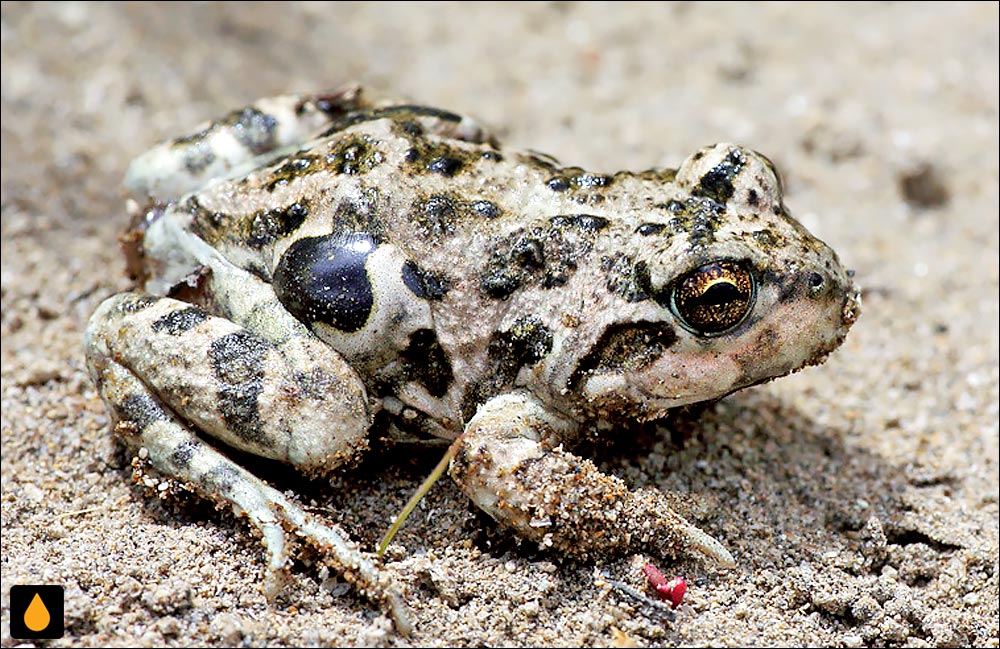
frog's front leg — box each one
[449,392,736,567]
[84,293,411,632]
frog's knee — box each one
[85,293,159,358]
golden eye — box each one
[670,260,755,336]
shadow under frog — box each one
[116,385,976,637]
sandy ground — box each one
[2,2,997,647]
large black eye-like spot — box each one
[273,233,376,333]
[670,260,755,336]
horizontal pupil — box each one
[670,261,755,336]
[690,280,744,307]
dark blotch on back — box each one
[480,270,523,300]
[426,155,463,176]
[264,155,320,191]
[326,136,384,175]
[402,136,476,178]
[550,214,609,232]
[400,328,454,398]
[511,238,546,268]
[546,171,613,193]
[479,219,596,299]
[402,260,451,301]
[209,330,271,446]
[572,172,613,189]
[546,177,570,192]
[462,316,553,419]
[412,194,460,238]
[636,222,667,236]
[249,202,309,247]
[152,306,209,335]
[332,189,384,239]
[692,148,746,204]
[273,233,376,333]
[570,322,677,388]
[472,200,501,219]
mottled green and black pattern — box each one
[570,322,677,389]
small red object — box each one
[662,576,686,607]
[643,564,687,608]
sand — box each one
[2,2,997,646]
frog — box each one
[84,84,860,632]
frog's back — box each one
[153,108,660,425]
[140,101,858,438]
[175,107,655,291]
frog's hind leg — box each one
[84,293,411,633]
[125,84,373,203]
[125,84,499,204]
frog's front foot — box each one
[449,392,736,568]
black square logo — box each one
[9,585,64,639]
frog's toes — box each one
[242,504,292,601]
[661,511,736,568]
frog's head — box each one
[568,143,860,422]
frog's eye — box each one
[670,260,755,336]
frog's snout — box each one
[842,279,862,328]
[808,262,860,332]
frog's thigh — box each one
[85,292,370,475]
[449,391,736,567]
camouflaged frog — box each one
[85,84,860,631]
